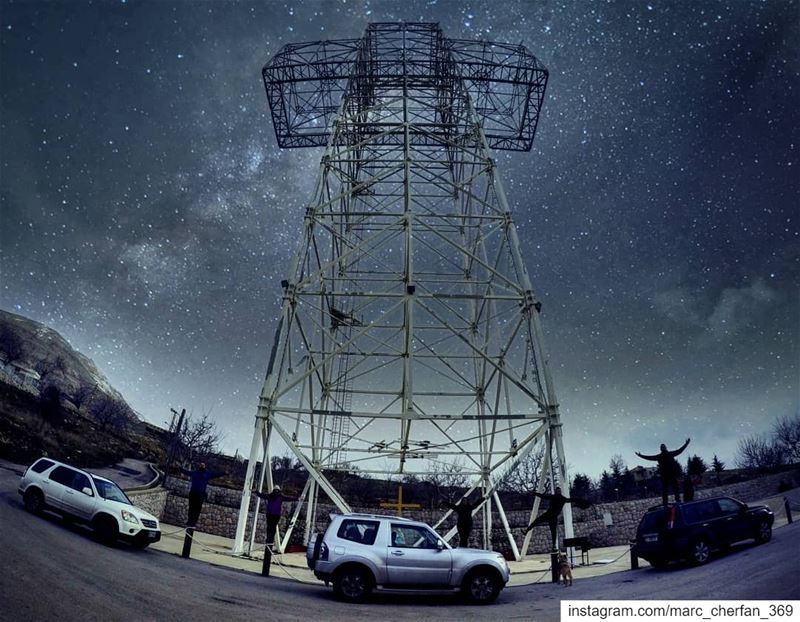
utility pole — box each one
[163,408,185,484]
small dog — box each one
[558,553,573,586]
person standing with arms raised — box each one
[181,462,223,527]
[252,485,299,550]
[635,438,691,505]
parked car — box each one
[18,457,161,548]
[306,513,509,604]
[635,495,774,567]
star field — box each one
[1,0,797,477]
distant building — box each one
[631,465,658,483]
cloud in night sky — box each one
[0,0,797,478]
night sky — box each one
[1,0,797,479]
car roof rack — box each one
[343,512,415,522]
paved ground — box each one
[3,460,799,622]
[3,456,797,588]
[153,522,640,586]
[90,458,160,490]
[150,489,799,586]
[3,458,799,622]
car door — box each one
[60,471,97,520]
[386,524,452,586]
[684,500,723,546]
[716,497,750,544]
[46,465,79,511]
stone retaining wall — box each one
[153,468,799,555]
[127,487,168,519]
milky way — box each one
[1,0,797,477]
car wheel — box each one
[462,567,502,604]
[93,516,118,546]
[23,489,44,514]
[332,566,372,602]
[690,538,710,565]
[755,521,772,544]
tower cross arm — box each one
[262,24,549,151]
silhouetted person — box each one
[253,485,298,549]
[444,495,483,547]
[635,438,690,505]
[683,474,695,502]
[181,462,222,526]
[524,487,576,550]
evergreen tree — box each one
[599,470,615,501]
[687,455,707,476]
[570,473,595,501]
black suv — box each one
[635,495,773,567]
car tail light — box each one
[319,542,329,561]
[667,506,677,529]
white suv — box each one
[18,457,162,548]
[307,513,510,603]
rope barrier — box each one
[606,545,634,565]
[171,527,318,584]
[259,542,319,584]
[518,545,635,584]
[160,527,188,537]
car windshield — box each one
[92,477,131,504]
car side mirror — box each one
[436,539,445,550]
[739,504,748,513]
[82,487,94,496]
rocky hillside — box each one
[0,309,128,406]
[0,309,163,466]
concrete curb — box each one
[124,462,162,491]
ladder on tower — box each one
[328,320,353,469]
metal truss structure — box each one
[234,22,572,560]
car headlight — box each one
[121,510,140,525]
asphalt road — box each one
[2,467,798,622]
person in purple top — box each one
[252,485,298,547]
[180,462,223,526]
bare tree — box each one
[271,454,294,472]
[178,413,224,464]
[34,356,66,381]
[735,434,786,471]
[609,454,627,477]
[773,415,800,463]
[90,394,131,432]
[496,445,545,494]
[424,460,468,504]
[70,382,97,411]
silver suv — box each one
[306,513,510,603]
[18,457,161,548]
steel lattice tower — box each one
[234,22,572,560]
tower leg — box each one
[233,416,266,554]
